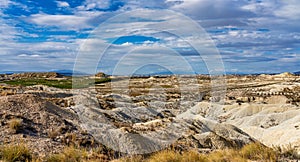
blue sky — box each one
[0,0,299,74]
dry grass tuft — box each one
[46,146,88,162]
[274,144,300,160]
[239,142,277,161]
[206,149,245,162]
[0,143,32,162]
[113,155,144,162]
[2,142,297,162]
[48,128,60,139]
[147,150,182,162]
[47,146,108,162]
[115,142,280,162]
[180,150,207,162]
[8,118,23,133]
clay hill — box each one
[0,72,299,161]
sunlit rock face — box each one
[0,72,299,156]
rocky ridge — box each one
[0,72,299,159]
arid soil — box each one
[0,72,299,160]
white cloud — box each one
[171,0,254,20]
[243,0,299,23]
[30,54,40,57]
[0,34,78,71]
[0,0,10,8]
[17,54,40,57]
[56,1,70,7]
[122,0,173,10]
[18,54,28,57]
[28,14,93,30]
[109,45,197,75]
[120,42,133,46]
[241,0,279,16]
[0,0,299,73]
[77,0,110,10]
[0,21,18,41]
[274,0,300,19]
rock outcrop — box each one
[0,73,299,158]
[0,94,95,157]
[10,72,63,79]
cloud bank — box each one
[0,0,299,74]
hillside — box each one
[0,73,299,161]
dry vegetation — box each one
[8,118,23,133]
[115,143,293,162]
[1,73,300,161]
[46,146,113,162]
[0,77,111,89]
[0,134,299,162]
[46,147,88,162]
[0,143,32,162]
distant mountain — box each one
[1,70,299,76]
[50,70,90,76]
[132,71,177,76]
[50,70,73,76]
[0,70,94,76]
[0,71,25,75]
[294,71,300,75]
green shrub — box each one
[1,77,112,89]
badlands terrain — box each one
[0,72,299,161]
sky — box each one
[0,0,299,74]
